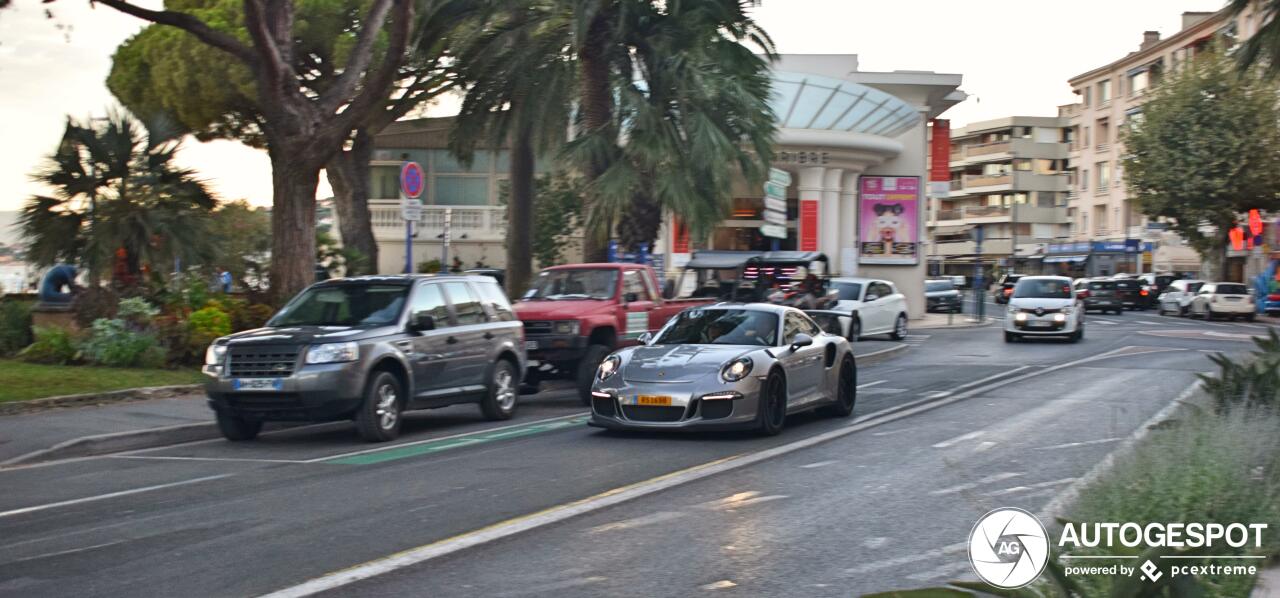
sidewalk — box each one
[915,312,996,330]
[0,394,214,466]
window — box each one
[271,284,409,327]
[656,308,778,346]
[1129,70,1150,95]
[1082,169,1089,191]
[369,166,401,200]
[621,270,651,301]
[434,176,490,206]
[1096,118,1110,145]
[1014,159,1032,171]
[868,282,893,300]
[1082,87,1092,107]
[832,281,863,301]
[409,283,451,327]
[1096,162,1111,189]
[443,282,486,325]
[432,149,489,173]
[1098,79,1112,103]
[1082,126,1090,147]
[474,280,515,321]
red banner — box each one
[799,200,819,252]
[930,119,951,183]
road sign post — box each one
[400,161,425,273]
[972,224,985,321]
[762,168,791,249]
[441,208,453,270]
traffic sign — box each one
[760,223,787,239]
[400,198,422,221]
[400,161,425,199]
[763,209,786,226]
[763,181,787,198]
[768,168,791,186]
[764,196,787,213]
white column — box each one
[820,168,844,272]
[839,170,861,276]
[797,167,825,253]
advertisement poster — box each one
[859,175,920,265]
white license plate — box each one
[525,340,539,350]
[233,378,283,391]
[1224,297,1240,302]
[1026,321,1053,328]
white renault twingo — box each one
[1004,276,1084,343]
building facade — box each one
[1062,8,1263,278]
[927,116,1072,281]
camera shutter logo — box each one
[968,508,1050,588]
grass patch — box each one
[0,359,205,403]
[1060,407,1280,596]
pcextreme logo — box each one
[968,508,1050,589]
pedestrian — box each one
[218,268,233,293]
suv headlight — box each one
[597,354,621,380]
[554,321,580,335]
[306,342,360,364]
[205,343,227,366]
[721,357,753,382]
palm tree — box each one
[449,1,575,297]
[1231,0,1280,76]
[19,111,217,286]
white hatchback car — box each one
[1004,276,1084,343]
[1156,279,1205,316]
[828,277,910,341]
[1188,282,1256,321]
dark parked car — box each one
[203,275,526,442]
[1074,279,1123,314]
[994,274,1023,305]
[1110,277,1151,310]
[925,279,962,313]
[1137,273,1178,298]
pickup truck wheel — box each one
[356,371,403,442]
[577,344,611,406]
[480,360,519,421]
[216,411,262,441]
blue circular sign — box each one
[400,161,425,198]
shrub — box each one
[81,318,164,368]
[417,259,442,274]
[238,303,275,331]
[116,296,160,331]
[0,300,33,356]
[188,306,231,347]
[153,314,193,365]
[18,326,80,365]
[1199,329,1280,411]
[71,286,119,328]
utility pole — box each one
[973,224,985,321]
[1010,199,1018,274]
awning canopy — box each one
[1043,255,1088,264]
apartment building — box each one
[928,116,1072,279]
[1061,7,1263,277]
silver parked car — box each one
[588,304,857,436]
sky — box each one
[0,0,1229,212]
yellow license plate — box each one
[636,395,673,406]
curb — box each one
[914,316,997,330]
[855,343,909,366]
[1039,379,1208,522]
[1,422,220,467]
[0,384,202,417]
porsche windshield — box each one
[654,309,778,346]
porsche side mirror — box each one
[638,332,653,345]
[790,333,813,351]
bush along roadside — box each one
[870,336,1280,598]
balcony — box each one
[963,173,1012,189]
[369,202,507,242]
[966,141,1011,157]
[933,205,1068,225]
[950,139,1068,166]
[930,239,1013,257]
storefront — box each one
[1043,241,1154,278]
[657,55,965,318]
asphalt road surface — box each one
[0,312,1273,598]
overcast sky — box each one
[0,0,1227,211]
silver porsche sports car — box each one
[588,303,857,435]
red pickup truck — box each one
[514,263,714,403]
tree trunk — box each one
[577,8,615,263]
[268,148,322,303]
[507,124,536,299]
[326,129,380,275]
[617,187,662,254]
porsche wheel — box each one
[756,371,787,436]
[819,356,856,418]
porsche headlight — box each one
[554,321,580,335]
[597,354,621,380]
[306,341,360,364]
[721,357,754,382]
[205,343,227,366]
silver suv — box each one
[203,275,526,442]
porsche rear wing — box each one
[804,309,855,341]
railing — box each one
[966,140,1012,156]
[1095,143,1110,153]
[933,204,1068,224]
[950,179,963,191]
[963,173,1013,188]
[368,202,507,241]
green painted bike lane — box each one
[323,414,591,465]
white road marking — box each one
[1035,437,1123,451]
[930,472,1024,496]
[719,495,787,509]
[973,441,998,453]
[856,380,886,389]
[702,580,737,590]
[588,511,685,534]
[303,413,588,463]
[1091,319,1120,326]
[922,391,951,399]
[842,543,968,575]
[904,560,973,582]
[1136,320,1166,326]
[862,537,889,549]
[984,477,1078,497]
[0,474,230,519]
[931,430,984,449]
[799,460,838,469]
[111,455,309,464]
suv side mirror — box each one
[790,333,813,351]
[638,332,653,345]
[410,312,436,331]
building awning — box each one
[1043,255,1088,264]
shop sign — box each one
[858,175,920,265]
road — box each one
[0,312,1272,597]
